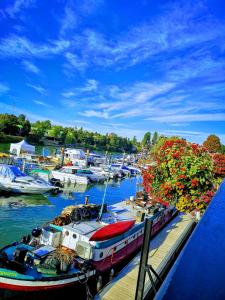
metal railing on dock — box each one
[95,213,195,300]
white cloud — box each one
[26,83,47,95]
[65,52,89,72]
[0,83,10,95]
[146,113,225,123]
[61,79,98,98]
[4,0,36,18]
[61,91,76,98]
[33,100,51,107]
[80,110,109,119]
[22,60,40,74]
[61,99,76,108]
[0,35,70,59]
[60,2,78,36]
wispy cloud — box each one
[3,0,36,18]
[61,99,76,108]
[146,113,225,123]
[0,83,10,95]
[33,100,51,107]
[80,110,109,119]
[27,83,47,95]
[61,79,98,97]
[22,60,40,74]
[59,1,78,36]
[64,52,89,72]
[0,35,70,59]
[63,1,225,71]
[61,91,76,98]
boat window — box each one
[99,252,103,258]
[65,231,69,236]
[113,247,117,251]
[133,234,136,239]
[72,169,77,174]
[14,180,29,184]
[72,234,77,239]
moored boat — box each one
[0,198,176,294]
[0,165,54,194]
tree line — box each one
[0,113,224,154]
[0,113,141,153]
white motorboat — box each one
[51,167,89,185]
[51,166,106,184]
[76,168,106,183]
[90,166,120,179]
[0,165,54,194]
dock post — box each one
[60,147,65,167]
[135,218,162,300]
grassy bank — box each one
[0,134,24,144]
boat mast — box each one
[98,178,109,221]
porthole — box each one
[113,247,117,251]
[99,252,103,258]
[65,231,69,236]
[125,241,128,245]
[72,234,77,239]
[133,234,136,239]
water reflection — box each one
[0,193,51,207]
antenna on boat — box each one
[98,178,109,221]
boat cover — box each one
[0,165,26,180]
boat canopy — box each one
[0,165,26,180]
[10,140,35,156]
[64,148,86,159]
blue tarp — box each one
[0,165,26,180]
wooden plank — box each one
[95,214,195,300]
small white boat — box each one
[0,165,54,194]
[90,166,120,179]
[51,167,89,185]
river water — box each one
[0,177,140,248]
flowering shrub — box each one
[142,138,215,212]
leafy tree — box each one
[142,132,151,147]
[48,125,64,141]
[32,120,51,137]
[64,129,76,145]
[203,134,222,153]
[18,114,31,136]
[0,114,19,135]
[152,131,158,145]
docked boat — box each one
[0,198,176,293]
[0,165,54,194]
[110,164,140,176]
[51,166,106,185]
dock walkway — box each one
[95,213,195,300]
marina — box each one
[0,177,139,248]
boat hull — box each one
[92,209,175,272]
[0,270,95,292]
[0,185,53,195]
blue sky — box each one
[0,0,225,143]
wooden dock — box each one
[95,213,195,300]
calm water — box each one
[0,177,140,247]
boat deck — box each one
[95,213,195,300]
